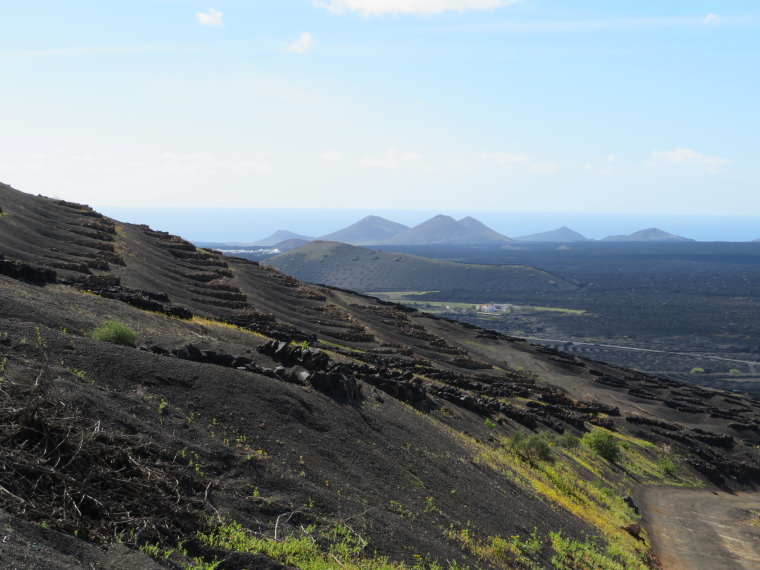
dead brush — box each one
[0,367,210,546]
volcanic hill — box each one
[317,215,409,245]
[265,240,578,294]
[602,228,694,242]
[515,227,589,242]
[1,182,760,569]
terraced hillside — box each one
[2,182,760,570]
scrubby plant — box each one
[658,455,677,476]
[690,367,705,374]
[510,431,555,463]
[91,319,138,347]
[545,431,580,449]
[582,429,621,463]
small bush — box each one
[582,429,621,463]
[555,432,580,449]
[729,368,741,375]
[690,367,705,374]
[91,319,138,347]
[658,456,677,477]
[510,432,555,463]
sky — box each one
[1,1,759,219]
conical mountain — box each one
[515,227,588,242]
[602,228,694,242]
[317,215,409,245]
[245,230,314,247]
[380,214,512,245]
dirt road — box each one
[639,487,760,570]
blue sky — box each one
[1,1,758,216]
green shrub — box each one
[658,456,677,476]
[729,368,741,375]
[91,319,138,347]
[690,367,704,374]
[510,432,555,463]
[555,431,580,449]
[582,429,621,463]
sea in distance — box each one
[98,207,760,244]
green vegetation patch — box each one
[91,319,138,347]
[194,521,461,570]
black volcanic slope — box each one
[2,182,760,569]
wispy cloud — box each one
[196,8,224,27]
[315,0,522,16]
[703,13,721,25]
[284,33,315,54]
[652,147,729,174]
[359,147,423,169]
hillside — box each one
[515,227,588,242]
[266,240,578,294]
[2,182,760,569]
[380,215,513,246]
[602,228,694,242]
[317,215,409,245]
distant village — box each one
[435,303,518,314]
[474,303,516,313]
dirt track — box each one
[639,487,760,570]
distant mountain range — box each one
[601,228,694,242]
[514,227,588,242]
[196,215,704,249]
[380,215,513,246]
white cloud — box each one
[196,8,224,27]
[315,0,521,16]
[285,33,314,54]
[704,13,721,25]
[652,147,729,174]
[320,149,345,161]
[359,147,423,169]
[602,154,616,163]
